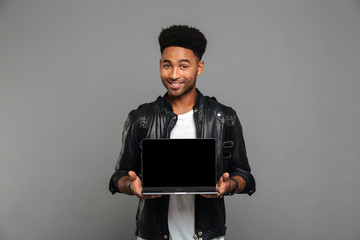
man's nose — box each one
[170,68,179,80]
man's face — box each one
[160,46,204,99]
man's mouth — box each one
[169,82,182,89]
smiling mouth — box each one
[169,82,182,90]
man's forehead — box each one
[161,46,198,61]
[162,46,195,55]
[163,45,192,51]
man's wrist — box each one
[228,178,238,196]
[128,180,133,195]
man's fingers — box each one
[214,172,232,197]
[201,194,223,199]
[201,194,215,198]
[127,171,162,200]
[142,195,162,199]
[217,172,230,187]
[128,171,144,198]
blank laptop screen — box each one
[141,138,217,193]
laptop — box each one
[141,138,219,195]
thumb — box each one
[128,171,138,181]
[218,172,229,185]
[222,172,230,182]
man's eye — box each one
[181,65,188,69]
[163,64,171,68]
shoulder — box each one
[202,94,238,126]
[127,96,162,122]
[203,94,236,114]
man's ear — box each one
[197,61,204,76]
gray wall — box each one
[1,0,359,239]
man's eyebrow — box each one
[161,59,191,63]
[179,59,190,63]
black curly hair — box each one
[158,25,207,60]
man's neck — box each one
[168,90,197,115]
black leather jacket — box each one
[109,90,255,240]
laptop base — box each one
[142,191,219,195]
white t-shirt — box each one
[168,110,196,240]
[138,110,224,240]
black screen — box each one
[141,139,216,188]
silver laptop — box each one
[141,138,219,195]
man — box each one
[109,25,255,240]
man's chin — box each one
[167,87,183,97]
[167,91,183,99]
[166,85,196,99]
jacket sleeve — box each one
[228,113,256,196]
[109,109,141,194]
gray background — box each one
[1,0,359,239]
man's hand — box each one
[201,172,234,199]
[127,171,161,199]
